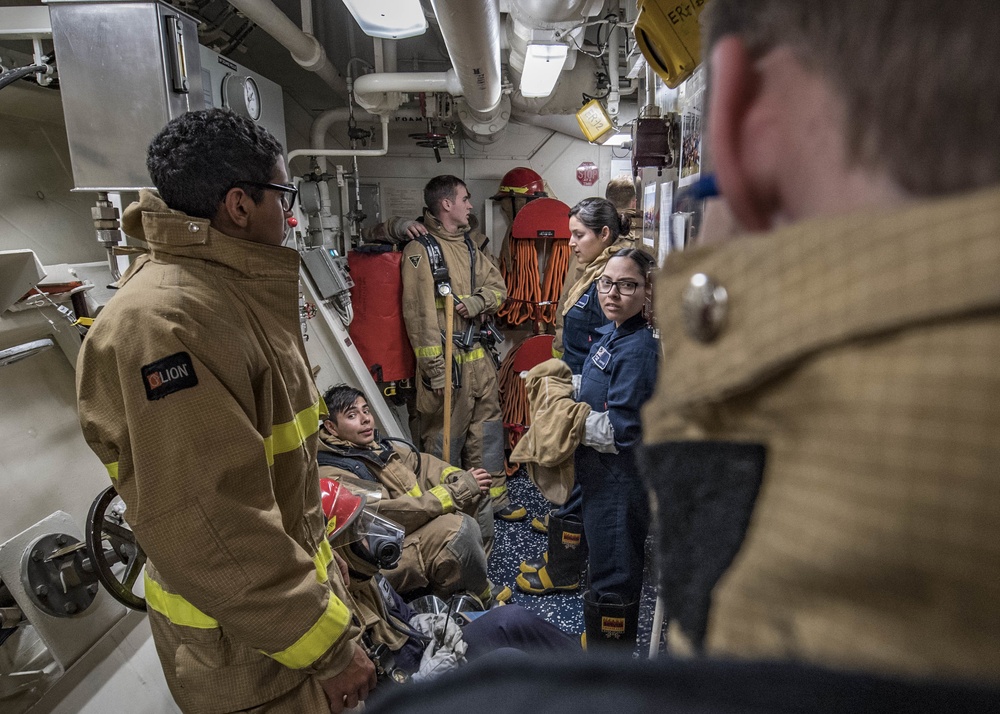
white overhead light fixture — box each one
[519,43,568,98]
[340,0,427,39]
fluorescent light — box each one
[341,0,427,39]
[520,43,568,98]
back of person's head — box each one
[146,108,284,219]
[569,197,632,241]
[424,175,467,216]
[703,0,1000,196]
[323,384,365,420]
[605,176,637,211]
[611,247,656,284]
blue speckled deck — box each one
[488,470,660,655]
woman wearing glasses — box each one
[576,248,659,651]
[517,197,636,596]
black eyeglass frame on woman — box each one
[232,181,298,212]
[596,276,643,296]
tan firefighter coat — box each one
[77,190,361,712]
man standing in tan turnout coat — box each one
[76,109,375,712]
[383,175,525,521]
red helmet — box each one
[319,478,366,542]
[493,167,546,199]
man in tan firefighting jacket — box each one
[383,175,525,521]
[317,385,510,606]
[76,109,375,713]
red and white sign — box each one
[576,161,599,186]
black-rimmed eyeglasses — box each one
[596,277,642,296]
[233,181,298,212]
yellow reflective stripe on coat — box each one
[144,573,219,629]
[105,462,119,481]
[415,345,443,358]
[267,593,351,669]
[429,485,455,511]
[263,399,322,466]
[490,485,507,499]
[455,348,486,364]
[440,466,462,479]
[314,540,334,584]
[551,347,564,358]
[407,483,423,497]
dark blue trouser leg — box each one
[576,448,649,602]
[463,605,579,660]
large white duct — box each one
[430,0,502,119]
[227,0,348,99]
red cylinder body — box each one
[347,250,415,383]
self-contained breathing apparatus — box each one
[413,232,504,378]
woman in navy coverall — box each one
[575,248,659,649]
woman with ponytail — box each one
[516,198,636,596]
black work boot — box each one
[515,514,584,594]
[582,590,639,652]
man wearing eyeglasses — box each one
[76,108,375,713]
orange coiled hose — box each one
[498,339,531,474]
[538,241,571,325]
[499,240,571,327]
[498,239,542,326]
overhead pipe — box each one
[302,106,424,173]
[352,0,508,142]
[227,0,348,99]
[429,0,502,120]
[286,116,390,165]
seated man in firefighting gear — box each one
[317,384,511,607]
[320,478,578,687]
[368,175,526,522]
[75,108,375,713]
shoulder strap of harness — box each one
[463,232,477,295]
[414,233,451,296]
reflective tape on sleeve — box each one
[144,573,219,629]
[415,345,443,358]
[407,483,423,497]
[267,593,352,670]
[429,485,455,511]
[489,485,507,499]
[263,399,322,466]
[314,540,334,584]
[440,466,462,479]
[105,462,119,481]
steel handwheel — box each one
[85,485,147,611]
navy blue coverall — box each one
[575,314,659,601]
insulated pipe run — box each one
[286,116,390,165]
[430,0,502,120]
[607,23,621,117]
[308,107,425,171]
[355,70,462,100]
[227,0,347,99]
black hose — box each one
[0,64,47,92]
[383,436,421,478]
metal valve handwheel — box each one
[86,485,147,611]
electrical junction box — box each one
[46,0,206,191]
[301,247,355,301]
